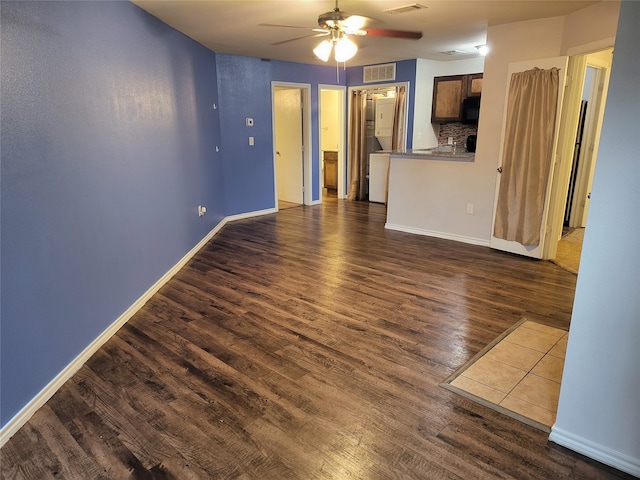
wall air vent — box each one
[363,63,396,83]
[383,4,427,15]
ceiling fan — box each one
[261,0,423,63]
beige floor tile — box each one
[461,356,528,393]
[450,375,507,404]
[484,341,545,371]
[520,321,566,339]
[500,395,557,427]
[531,355,565,383]
[548,334,569,358]
[509,374,561,411]
[503,326,561,353]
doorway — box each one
[545,48,613,265]
[272,82,312,209]
[319,85,346,199]
[346,82,409,202]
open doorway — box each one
[272,82,312,210]
[548,49,612,273]
[319,85,346,200]
[346,82,408,202]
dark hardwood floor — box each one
[1,199,631,479]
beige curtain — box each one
[382,86,407,203]
[391,86,407,152]
[347,89,367,201]
[493,67,560,246]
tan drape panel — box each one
[391,86,406,152]
[493,67,560,246]
[347,90,367,201]
[385,86,407,203]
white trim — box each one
[550,427,640,477]
[226,207,277,222]
[566,38,615,57]
[319,84,347,199]
[0,207,275,448]
[271,82,312,205]
[384,223,490,247]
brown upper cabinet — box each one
[431,73,483,123]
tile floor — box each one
[449,320,568,429]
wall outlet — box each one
[198,205,207,217]
[448,136,454,145]
[466,203,474,214]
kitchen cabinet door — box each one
[431,75,466,123]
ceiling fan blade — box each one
[271,32,328,46]
[342,15,367,31]
[364,28,423,40]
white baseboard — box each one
[549,426,640,477]
[384,223,490,247]
[226,207,277,222]
[0,208,274,448]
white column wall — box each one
[550,2,640,476]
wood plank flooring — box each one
[1,199,632,479]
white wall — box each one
[320,89,340,151]
[412,57,485,150]
[550,2,640,476]
[561,0,620,55]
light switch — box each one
[249,136,254,146]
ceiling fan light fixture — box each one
[313,39,333,62]
[334,36,358,62]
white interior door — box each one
[274,88,303,204]
[490,56,568,259]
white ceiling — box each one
[132,0,599,66]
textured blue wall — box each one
[0,1,420,429]
[216,55,276,214]
[0,1,224,426]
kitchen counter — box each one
[387,148,475,162]
[383,150,488,247]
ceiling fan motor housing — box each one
[318,8,349,29]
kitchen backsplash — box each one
[437,123,478,148]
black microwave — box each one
[462,96,481,125]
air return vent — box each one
[383,4,427,15]
[363,63,396,83]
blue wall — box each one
[0,2,419,429]
[216,55,276,214]
[0,1,224,425]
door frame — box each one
[544,48,613,258]
[319,84,347,199]
[569,51,612,228]
[346,82,410,199]
[271,81,312,207]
